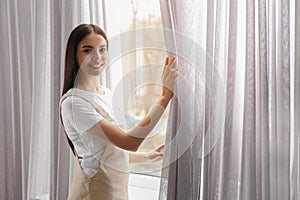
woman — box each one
[60,24,179,200]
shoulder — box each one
[61,95,87,109]
[61,91,96,117]
[61,88,93,106]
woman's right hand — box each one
[161,56,179,100]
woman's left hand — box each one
[146,144,165,162]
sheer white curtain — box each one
[159,0,300,199]
[0,0,108,199]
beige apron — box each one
[60,92,129,200]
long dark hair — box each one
[61,24,107,156]
[62,24,108,96]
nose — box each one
[91,49,103,62]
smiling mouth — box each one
[89,64,104,69]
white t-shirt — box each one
[61,86,117,177]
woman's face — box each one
[76,32,108,77]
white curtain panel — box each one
[159,0,300,199]
[0,0,107,199]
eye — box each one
[83,49,92,53]
[99,47,107,53]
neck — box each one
[74,73,102,94]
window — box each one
[105,0,168,176]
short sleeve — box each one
[61,96,104,134]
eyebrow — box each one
[81,44,107,49]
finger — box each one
[155,155,163,162]
[164,61,175,76]
[151,155,162,162]
[165,57,169,66]
[156,143,165,149]
[156,147,164,153]
[156,144,165,152]
[172,69,179,77]
[170,67,179,74]
[170,67,179,78]
[167,56,176,67]
[155,152,163,157]
[162,57,169,77]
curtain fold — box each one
[241,0,257,199]
[292,1,300,199]
[219,0,239,199]
[159,0,299,199]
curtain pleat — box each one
[203,0,227,199]
[257,0,270,199]
[241,0,256,199]
[50,0,70,199]
[202,1,215,198]
[220,0,239,199]
[267,0,278,198]
[292,0,300,199]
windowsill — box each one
[128,173,161,200]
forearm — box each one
[92,96,170,151]
[127,96,170,140]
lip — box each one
[89,63,104,69]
